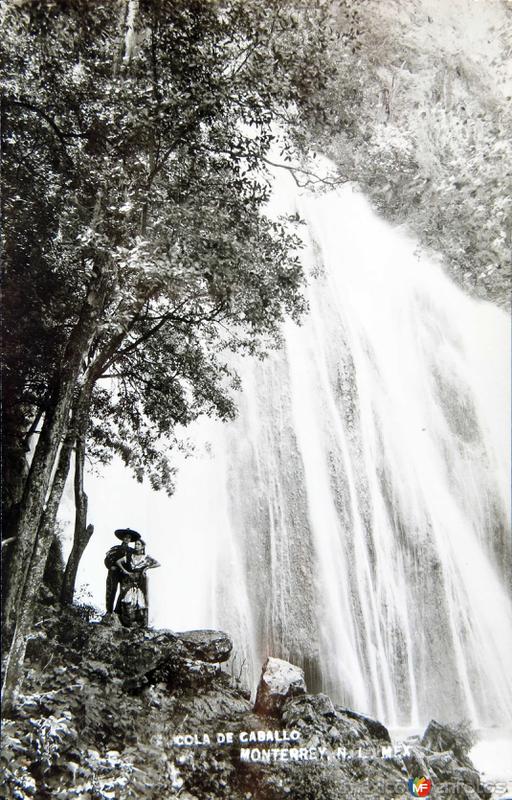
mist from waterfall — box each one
[83,174,512,729]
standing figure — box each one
[104,528,141,614]
[115,540,160,628]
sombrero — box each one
[114,528,141,542]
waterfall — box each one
[84,175,512,729]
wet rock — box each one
[421,719,474,766]
[453,768,492,799]
[253,657,306,716]
[402,745,430,778]
[283,693,390,752]
[175,630,233,663]
[337,706,391,743]
[282,692,336,725]
[174,686,252,723]
[422,726,491,800]
[456,767,484,792]
[427,751,458,780]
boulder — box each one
[254,657,306,716]
[421,719,474,766]
[283,694,389,750]
[282,693,336,727]
[83,626,233,678]
[175,629,233,663]
[402,745,430,778]
[337,706,391,743]
[86,625,184,677]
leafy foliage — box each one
[1,0,340,493]
[1,713,138,800]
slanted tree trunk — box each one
[61,404,94,604]
[1,440,73,714]
[2,281,146,707]
[1,386,92,712]
[2,292,105,635]
[61,524,94,606]
[1,596,37,717]
[0,405,41,592]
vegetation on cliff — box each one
[2,0,509,777]
[1,0,343,707]
[1,600,490,800]
[307,0,511,308]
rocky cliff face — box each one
[1,602,492,799]
[308,0,511,308]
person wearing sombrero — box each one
[104,528,141,614]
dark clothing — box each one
[105,543,132,612]
[105,567,121,613]
[104,543,132,569]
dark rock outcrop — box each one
[175,629,233,663]
[8,603,493,800]
[337,706,391,743]
[420,720,492,800]
[421,718,475,766]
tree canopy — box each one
[2,0,338,493]
[1,0,344,708]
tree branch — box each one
[261,156,345,188]
[5,97,86,143]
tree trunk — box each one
[1,600,35,717]
[1,281,143,706]
[1,444,74,713]
[60,525,94,605]
[0,285,141,707]
[1,516,64,713]
[2,296,103,634]
[61,403,94,604]
[113,0,138,78]
[1,387,91,711]
[1,385,41,526]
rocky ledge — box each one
[1,603,491,799]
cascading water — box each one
[84,172,512,729]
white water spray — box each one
[83,175,511,728]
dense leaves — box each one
[1,0,338,493]
[1,0,347,706]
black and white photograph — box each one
[1,1,511,798]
